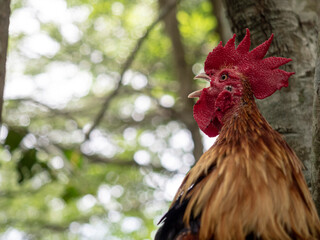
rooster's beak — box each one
[188,89,202,98]
[188,73,211,98]
[194,72,211,82]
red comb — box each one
[204,29,294,99]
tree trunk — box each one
[312,30,320,213]
[210,0,232,44]
[222,0,318,188]
[0,0,10,124]
[158,0,204,161]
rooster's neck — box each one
[219,78,268,142]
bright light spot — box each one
[167,121,180,132]
[21,133,37,149]
[50,156,64,170]
[123,70,148,90]
[82,130,119,158]
[202,131,218,151]
[4,74,35,99]
[97,184,111,205]
[145,172,166,189]
[123,70,134,85]
[60,23,82,44]
[131,73,147,90]
[111,185,124,198]
[69,6,91,23]
[77,194,97,212]
[92,73,118,96]
[33,62,92,107]
[164,174,185,200]
[134,95,151,113]
[108,210,121,223]
[19,33,60,58]
[121,217,142,233]
[0,149,11,162]
[156,125,170,138]
[0,125,8,142]
[28,0,67,24]
[182,153,195,166]
[19,115,30,127]
[0,228,26,240]
[119,103,134,118]
[160,95,175,108]
[169,129,194,151]
[78,220,109,240]
[149,139,167,153]
[139,131,155,147]
[10,8,40,35]
[69,222,81,234]
[131,111,144,122]
[112,2,124,16]
[93,17,107,32]
[25,0,91,35]
[130,4,154,27]
[123,127,137,141]
[31,172,51,189]
[134,150,151,165]
[192,63,204,75]
[160,150,182,171]
[90,50,103,63]
[48,198,65,211]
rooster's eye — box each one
[221,74,228,81]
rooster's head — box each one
[190,29,294,137]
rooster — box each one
[155,29,320,240]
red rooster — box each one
[155,29,320,240]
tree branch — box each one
[84,0,179,140]
[6,97,82,126]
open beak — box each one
[194,72,211,82]
[188,89,202,98]
[188,73,211,98]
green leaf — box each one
[4,129,25,151]
[64,149,83,168]
[61,185,81,202]
[16,149,37,183]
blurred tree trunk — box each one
[158,0,204,161]
[0,0,10,123]
[210,0,232,44]
[222,0,319,207]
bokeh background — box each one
[1,0,223,239]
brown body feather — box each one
[171,82,320,240]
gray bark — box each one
[158,0,204,161]
[0,0,10,123]
[222,0,318,187]
[312,31,320,213]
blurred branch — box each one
[84,0,179,140]
[7,97,82,126]
[0,0,10,124]
[50,142,173,174]
[4,214,106,233]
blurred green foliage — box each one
[1,0,218,239]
